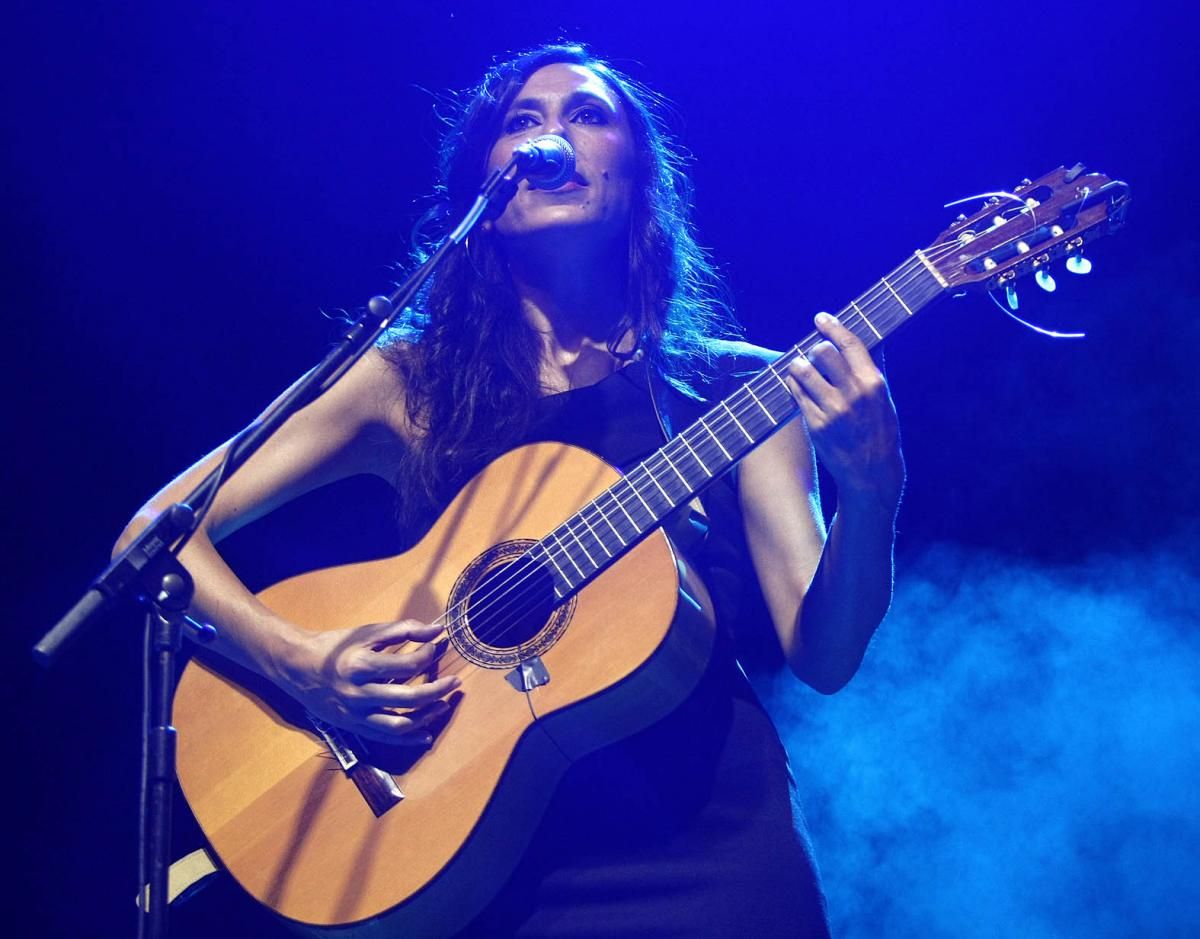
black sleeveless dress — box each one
[455,360,831,938]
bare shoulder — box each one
[311,343,420,478]
[339,343,412,432]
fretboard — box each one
[530,251,947,598]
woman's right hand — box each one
[272,619,461,746]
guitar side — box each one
[173,442,717,935]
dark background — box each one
[6,2,1198,936]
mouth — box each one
[531,172,588,193]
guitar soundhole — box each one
[447,539,576,668]
[465,557,556,649]
[451,537,580,667]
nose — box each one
[541,120,570,143]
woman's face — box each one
[485,63,637,246]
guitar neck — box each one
[532,251,948,598]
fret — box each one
[566,519,599,568]
[592,498,626,546]
[551,529,586,579]
[605,487,640,531]
[849,299,883,340]
[530,544,568,598]
[640,463,671,503]
[625,478,655,519]
[660,447,690,487]
[765,364,792,396]
[698,415,731,459]
[678,433,712,477]
[880,276,914,316]
[757,374,797,414]
[913,249,950,288]
[578,512,612,558]
[744,385,777,425]
[721,401,753,442]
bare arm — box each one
[114,347,459,742]
[739,314,904,694]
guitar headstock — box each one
[923,165,1131,294]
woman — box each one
[120,43,903,937]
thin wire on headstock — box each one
[985,290,1086,339]
[943,189,1034,212]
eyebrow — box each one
[505,88,618,115]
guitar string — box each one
[406,247,955,678]
[398,195,1065,690]
[519,254,943,595]
[369,239,965,696]
[463,271,949,655]
[389,206,1074,699]
[417,242,959,647]
[442,205,1066,674]
[379,243,958,690]
[429,246,952,640]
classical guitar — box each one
[173,165,1129,936]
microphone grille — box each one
[529,134,575,189]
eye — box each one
[504,112,539,134]
[572,105,607,125]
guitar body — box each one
[173,442,717,935]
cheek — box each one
[602,161,638,213]
[590,139,637,197]
[485,139,508,176]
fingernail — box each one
[816,312,834,326]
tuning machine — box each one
[1066,254,1093,275]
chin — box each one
[499,207,620,239]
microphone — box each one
[511,134,576,189]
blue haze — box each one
[772,537,1200,937]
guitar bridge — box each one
[505,656,550,692]
[307,714,404,817]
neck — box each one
[502,231,632,378]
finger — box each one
[344,639,434,684]
[403,697,455,729]
[361,639,452,683]
[806,340,853,387]
[792,384,828,436]
[357,674,462,710]
[358,711,434,746]
[814,312,878,375]
[354,619,442,649]
[786,352,839,415]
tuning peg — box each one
[1066,254,1093,275]
[1035,269,1057,292]
[1005,284,1019,310]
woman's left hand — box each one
[785,312,905,511]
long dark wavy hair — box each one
[383,42,740,527]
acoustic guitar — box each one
[173,165,1129,936]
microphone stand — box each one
[32,152,531,939]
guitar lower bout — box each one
[173,441,717,936]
